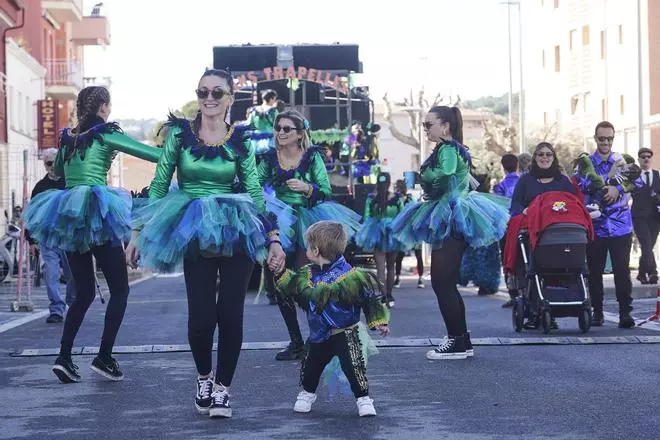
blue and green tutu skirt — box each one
[293,202,361,251]
[354,217,402,253]
[392,191,510,250]
[264,193,361,252]
[263,187,298,252]
[23,185,132,254]
[132,190,268,273]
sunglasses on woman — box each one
[45,161,54,166]
[275,125,298,133]
[535,152,554,158]
[195,87,228,100]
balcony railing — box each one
[45,59,83,90]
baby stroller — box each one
[506,191,595,333]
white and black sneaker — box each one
[90,355,123,381]
[209,385,232,418]
[52,355,81,383]
[194,375,214,414]
[426,336,468,360]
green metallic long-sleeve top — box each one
[420,140,471,200]
[363,193,404,219]
[246,106,279,132]
[148,115,267,213]
[257,146,332,207]
[55,121,161,187]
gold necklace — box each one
[277,148,303,170]
[196,124,235,147]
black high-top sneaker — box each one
[426,335,468,360]
[90,355,123,381]
[464,332,474,357]
[194,375,214,414]
[209,384,232,418]
[393,277,401,288]
[52,355,81,383]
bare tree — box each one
[382,89,459,151]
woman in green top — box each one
[127,70,286,419]
[355,172,405,307]
[258,110,361,361]
[23,86,161,384]
[245,89,280,156]
[392,106,509,360]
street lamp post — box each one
[637,0,644,149]
[501,0,524,154]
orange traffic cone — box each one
[637,287,660,326]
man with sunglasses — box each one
[575,121,638,328]
[631,147,660,285]
[26,149,76,324]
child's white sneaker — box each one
[357,396,376,417]
[293,390,317,413]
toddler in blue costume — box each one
[274,221,390,417]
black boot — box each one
[276,331,306,361]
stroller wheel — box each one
[512,297,524,332]
[578,308,591,333]
[541,310,553,334]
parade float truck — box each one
[213,44,379,270]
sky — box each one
[82,0,521,120]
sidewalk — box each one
[0,269,150,330]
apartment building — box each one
[523,0,660,162]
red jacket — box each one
[504,191,593,273]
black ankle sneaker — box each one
[275,342,305,361]
[592,311,604,327]
[209,385,232,418]
[52,355,81,383]
[464,332,474,357]
[90,355,123,381]
[426,336,468,360]
[195,376,214,414]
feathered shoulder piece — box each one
[60,121,122,161]
[160,112,250,161]
[573,152,605,190]
[268,145,325,186]
[279,266,383,312]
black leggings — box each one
[300,326,368,398]
[184,253,254,386]
[265,248,307,345]
[431,238,468,336]
[60,242,129,358]
[395,249,424,277]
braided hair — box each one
[74,86,110,133]
[65,86,110,161]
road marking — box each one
[11,336,660,357]
[0,273,154,334]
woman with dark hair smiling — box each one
[510,142,577,216]
[126,69,286,419]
